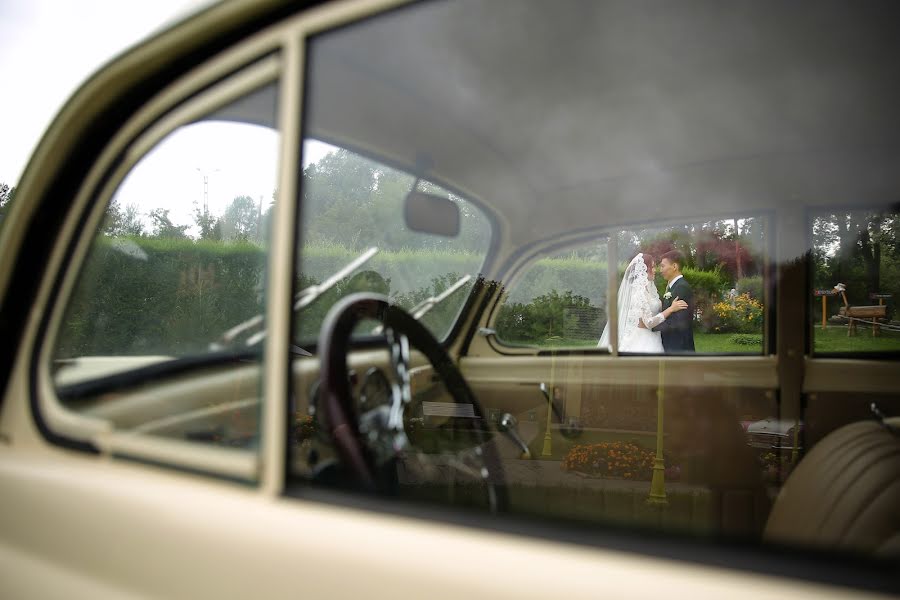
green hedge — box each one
[57,238,483,357]
[58,237,266,357]
[507,257,609,306]
[56,238,730,357]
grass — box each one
[694,332,762,354]
[530,326,900,354]
[813,325,900,353]
[532,333,763,353]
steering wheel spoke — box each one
[317,293,507,511]
[386,328,412,430]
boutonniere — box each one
[663,291,672,300]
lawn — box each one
[533,333,763,353]
[694,332,762,353]
[812,325,900,353]
[531,326,900,354]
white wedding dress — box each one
[598,253,665,353]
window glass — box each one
[52,81,279,451]
[615,218,768,355]
[811,208,900,354]
[495,242,608,349]
[293,0,899,574]
[495,217,768,354]
[293,143,492,344]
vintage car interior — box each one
[1,0,898,597]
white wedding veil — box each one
[598,253,649,351]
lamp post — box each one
[541,341,559,457]
[196,167,220,238]
[196,167,220,213]
[647,360,668,506]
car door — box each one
[1,1,897,599]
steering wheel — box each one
[318,293,507,512]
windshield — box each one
[293,141,493,344]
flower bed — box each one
[562,441,679,481]
[710,293,763,333]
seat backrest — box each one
[764,419,900,557]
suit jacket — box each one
[652,276,695,352]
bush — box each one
[682,266,728,299]
[495,289,601,344]
[58,238,482,357]
[730,333,763,346]
[58,237,266,357]
[679,267,728,332]
[709,293,763,333]
[507,256,607,307]
[57,236,731,357]
[736,275,764,300]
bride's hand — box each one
[668,297,688,313]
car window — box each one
[810,207,900,354]
[293,142,492,344]
[50,80,279,452]
[288,0,900,580]
[495,217,768,354]
[293,0,782,540]
[495,241,608,349]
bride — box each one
[598,253,688,353]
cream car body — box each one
[1,1,898,598]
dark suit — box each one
[653,276,695,352]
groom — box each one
[651,250,695,353]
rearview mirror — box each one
[404,191,460,237]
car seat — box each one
[764,417,900,556]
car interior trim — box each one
[285,483,900,595]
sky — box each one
[0,0,333,231]
[0,0,211,186]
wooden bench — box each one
[839,305,887,336]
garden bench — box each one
[838,305,887,336]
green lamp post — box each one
[647,361,668,506]
[541,341,559,457]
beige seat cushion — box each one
[764,419,900,557]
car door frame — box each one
[1,0,898,598]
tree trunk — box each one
[859,222,881,295]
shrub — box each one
[682,266,728,299]
[730,333,763,346]
[57,237,266,357]
[56,238,484,357]
[736,275,764,300]
[680,267,728,332]
[496,289,601,344]
[710,293,763,333]
[507,256,607,307]
[56,236,731,356]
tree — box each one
[812,210,900,302]
[148,208,189,239]
[102,198,145,237]
[221,195,258,242]
[120,203,145,237]
[193,201,222,241]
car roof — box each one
[303,1,900,242]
